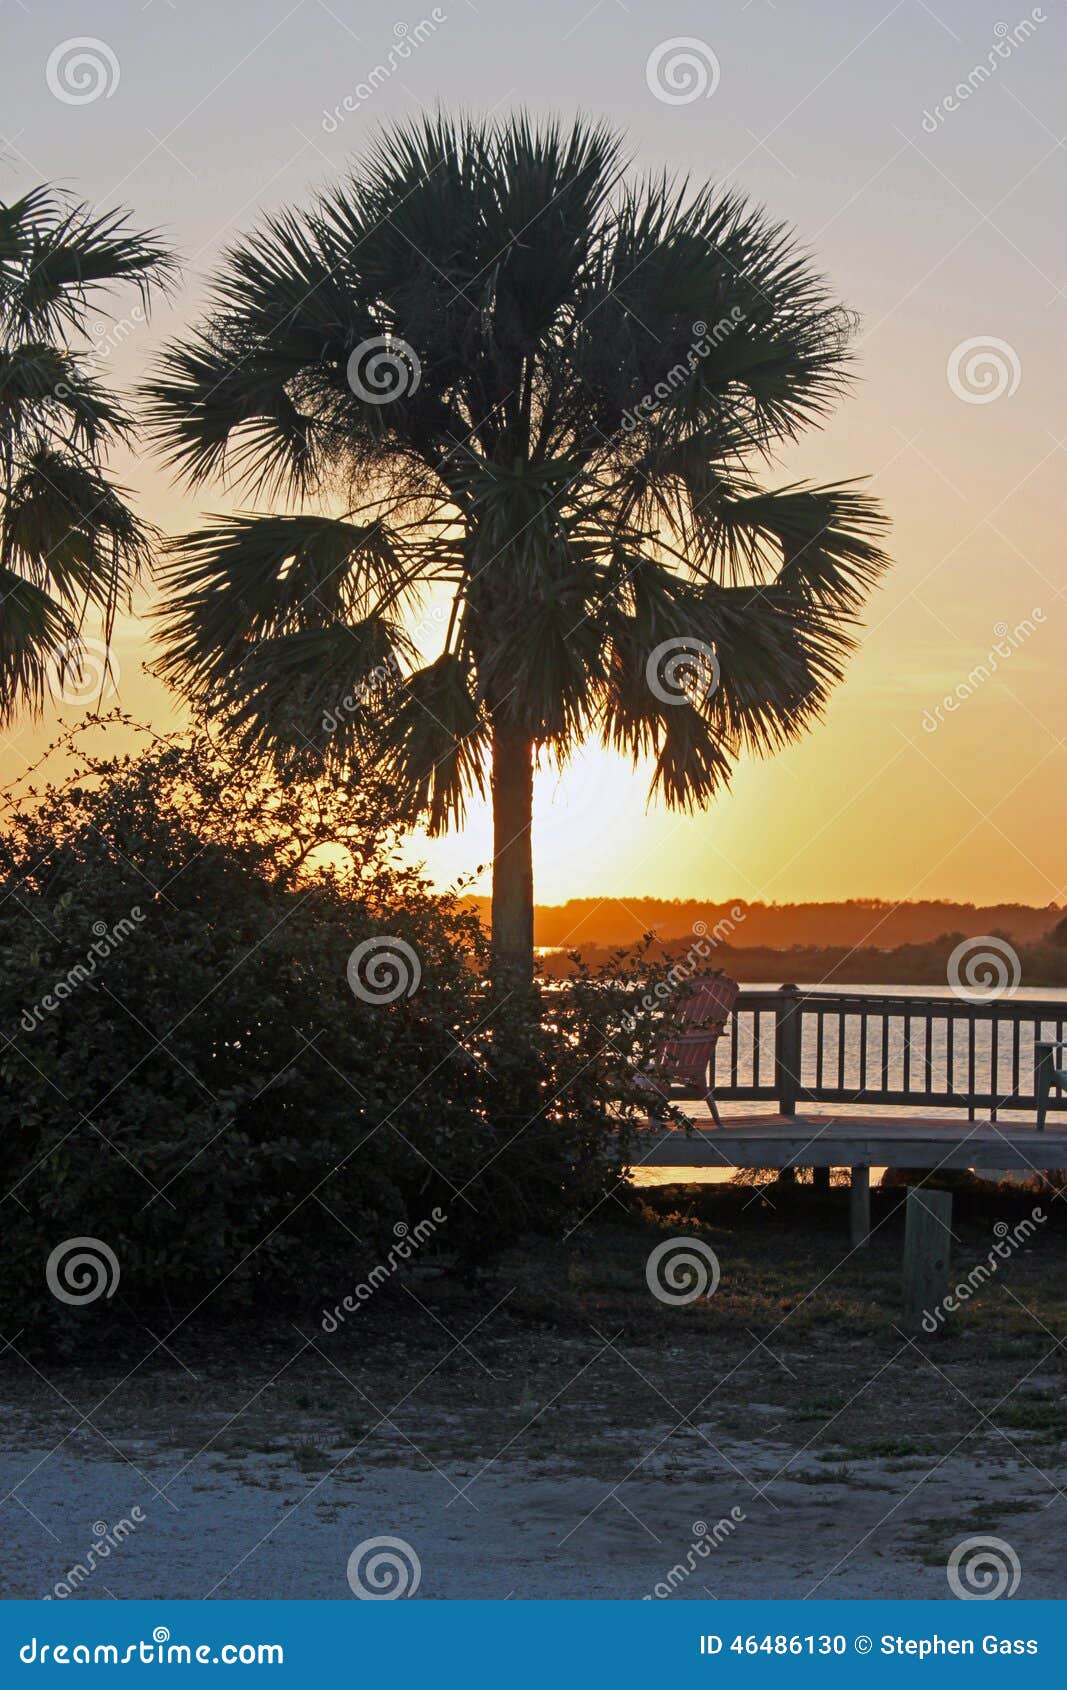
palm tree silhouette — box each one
[0,186,172,721]
[147,114,889,988]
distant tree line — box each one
[476,897,1064,953]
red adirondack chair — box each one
[640,973,739,1127]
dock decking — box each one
[635,1112,1067,1174]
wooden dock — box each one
[634,1112,1067,1174]
[630,986,1067,1260]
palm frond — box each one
[1,192,174,341]
[0,569,73,724]
[193,617,410,770]
[376,652,489,833]
[4,446,154,613]
[153,513,414,695]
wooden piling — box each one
[903,1187,953,1332]
[849,1165,870,1247]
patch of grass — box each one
[788,1397,849,1422]
[337,1414,373,1445]
[792,1465,853,1486]
[909,1497,1044,1567]
[819,1438,933,1461]
[294,1390,332,1412]
[994,1401,1067,1440]
[291,1440,331,1471]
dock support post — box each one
[813,1166,830,1195]
[903,1187,953,1332]
[775,983,802,1118]
[849,1165,870,1247]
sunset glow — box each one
[3,0,1064,912]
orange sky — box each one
[3,0,1065,909]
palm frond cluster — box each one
[0,186,173,721]
[147,114,890,835]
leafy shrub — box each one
[0,720,663,1343]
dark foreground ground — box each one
[2,1176,1065,1600]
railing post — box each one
[1035,1041,1055,1131]
[775,983,802,1118]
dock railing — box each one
[713,985,1067,1126]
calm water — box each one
[634,982,1067,1187]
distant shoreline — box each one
[468,895,1064,954]
[536,937,1067,988]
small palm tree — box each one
[147,115,889,989]
[0,185,172,721]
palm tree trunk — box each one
[490,722,534,991]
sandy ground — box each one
[3,1405,1063,1600]
[6,1185,1066,1602]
